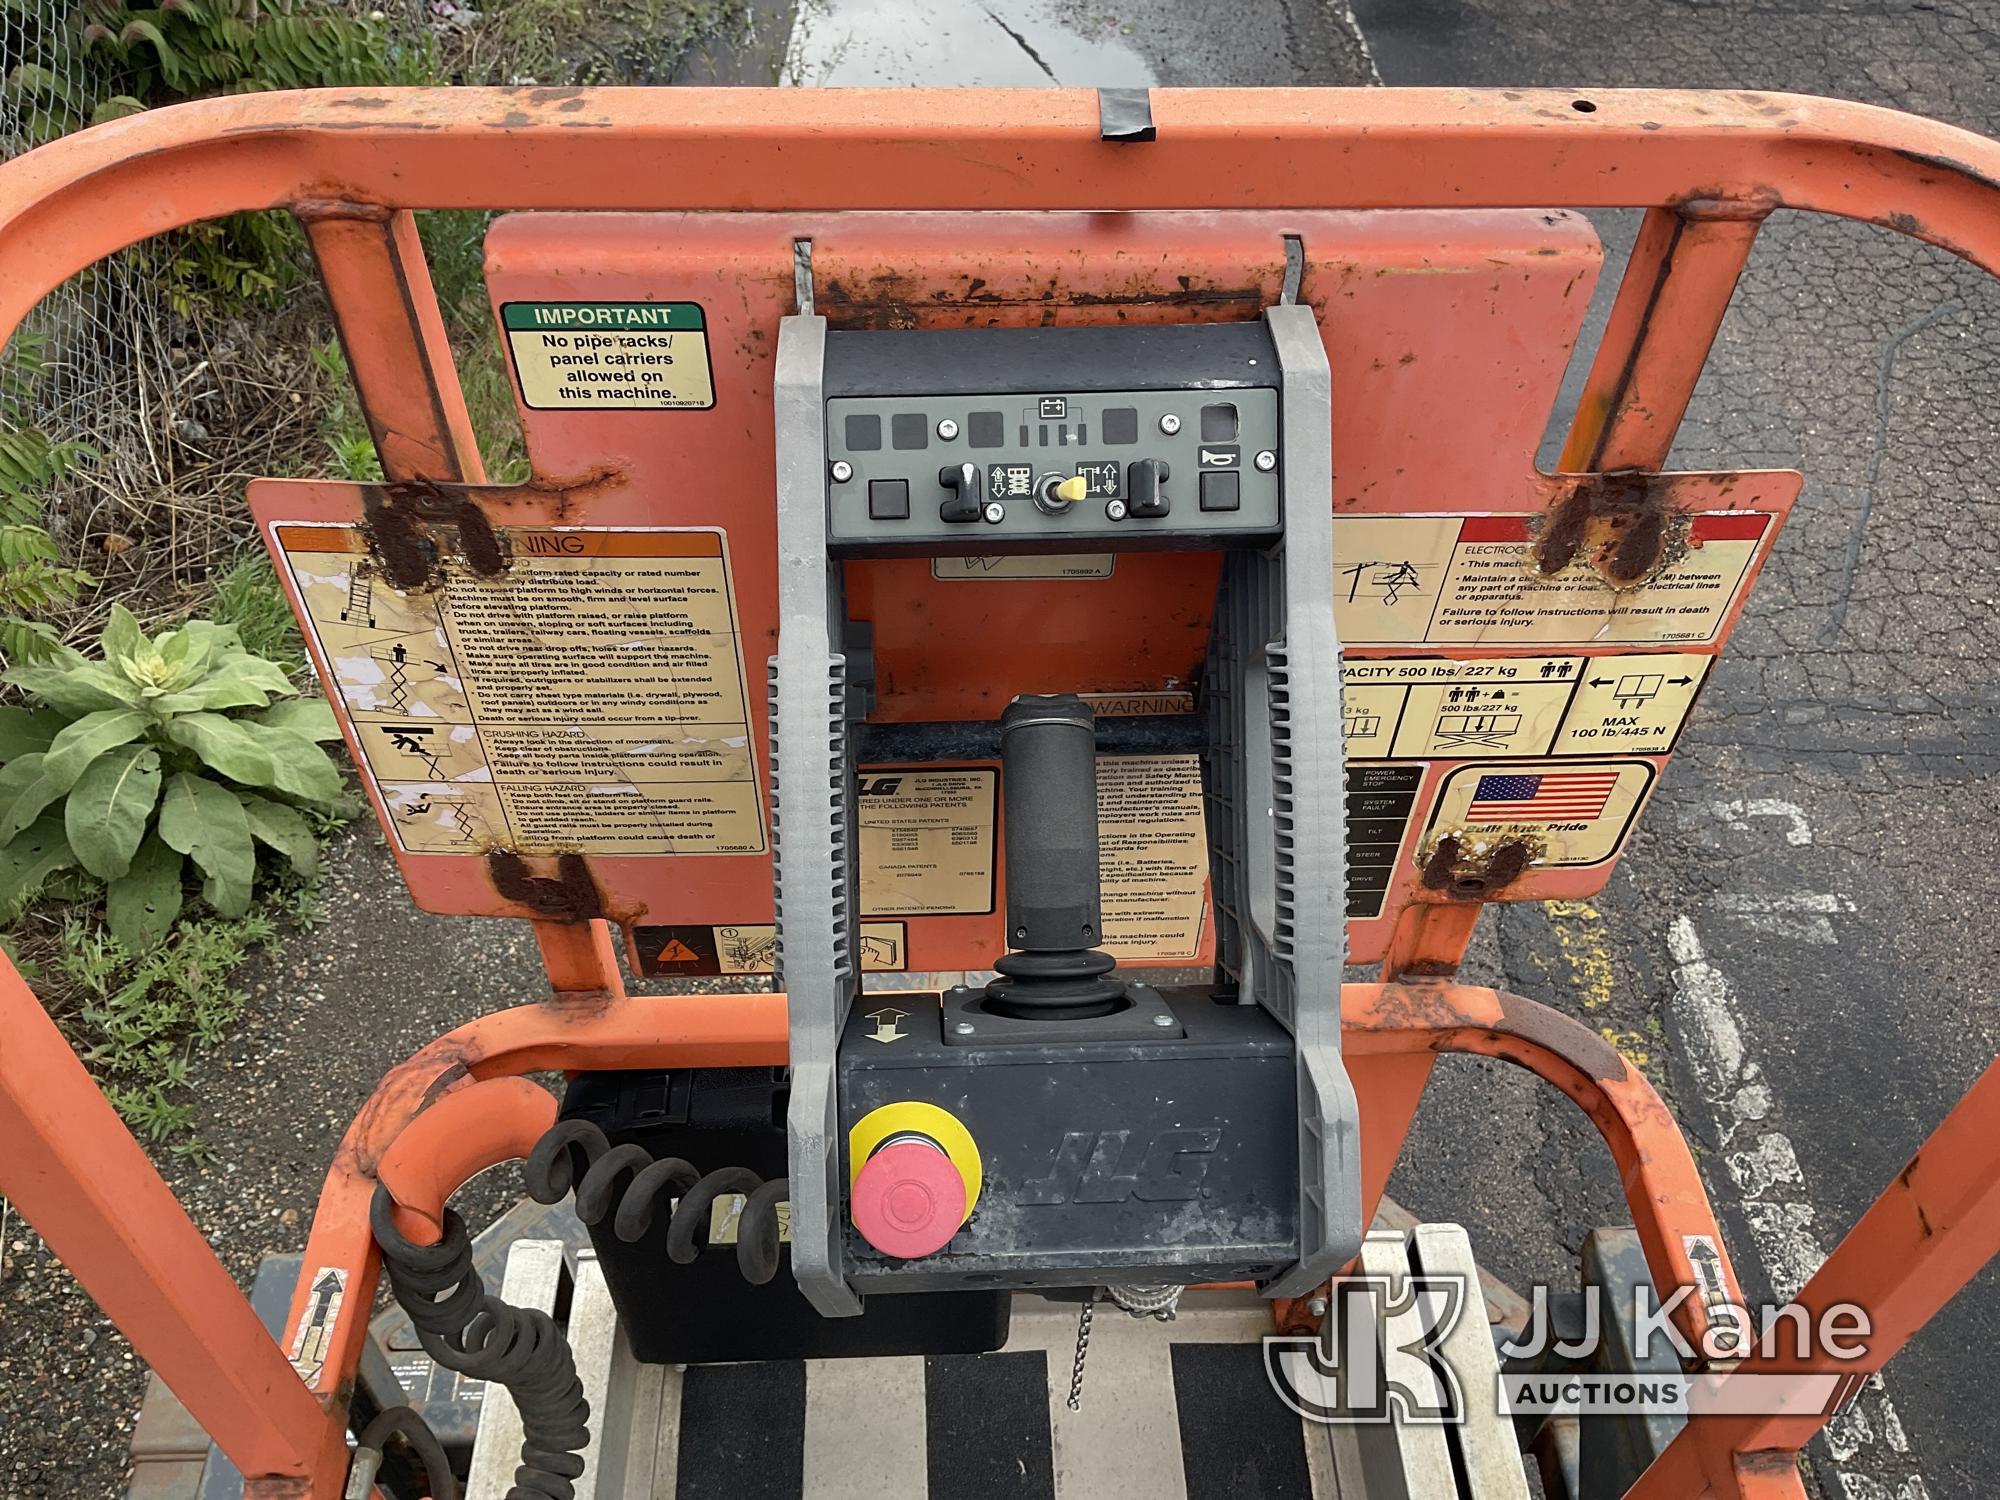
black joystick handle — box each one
[984,694,1127,1020]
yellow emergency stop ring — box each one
[848,1102,983,1216]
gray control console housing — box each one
[823,323,1282,552]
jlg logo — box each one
[857,776,904,796]
[1017,1128,1222,1205]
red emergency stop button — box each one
[852,1137,968,1259]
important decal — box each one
[1342,652,1711,759]
[1333,512,1774,645]
[503,301,715,409]
[277,525,764,856]
[1422,759,1656,867]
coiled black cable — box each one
[369,1187,591,1500]
[522,1118,790,1286]
[357,1404,458,1500]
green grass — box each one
[208,553,308,676]
[54,873,325,1153]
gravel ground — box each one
[0,826,546,1500]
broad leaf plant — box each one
[0,605,343,948]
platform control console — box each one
[823,323,1283,551]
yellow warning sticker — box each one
[503,301,714,410]
[857,769,997,916]
[931,555,1115,581]
[1334,513,1773,646]
[1343,653,1709,759]
[712,921,907,974]
[277,526,764,856]
[1097,755,1209,960]
[1422,760,1656,867]
[708,1195,792,1245]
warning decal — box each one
[1098,755,1208,960]
[1423,759,1655,867]
[858,769,998,917]
[630,921,907,977]
[1334,513,1773,646]
[1343,652,1710,759]
[932,555,1115,581]
[503,301,715,410]
[277,526,764,857]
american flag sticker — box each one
[1466,770,1622,823]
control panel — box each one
[822,323,1283,552]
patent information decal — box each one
[1422,760,1657,868]
[857,768,999,917]
[931,555,1115,581]
[1342,653,1711,759]
[1333,513,1774,645]
[277,525,764,856]
[503,301,715,410]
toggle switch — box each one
[1035,472,1091,515]
[939,462,983,523]
[1126,458,1171,517]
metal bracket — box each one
[793,238,815,317]
[772,313,863,1317]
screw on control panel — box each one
[953,1021,976,1036]
[830,460,854,482]
[1105,499,1128,521]
[937,418,960,440]
[982,500,1006,524]
[1159,413,1182,435]
[1307,1296,1329,1318]
[1151,1012,1176,1028]
[1254,449,1278,473]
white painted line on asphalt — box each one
[1666,911,1928,1496]
[1712,892,1858,946]
[1696,796,1817,846]
[1331,0,1384,85]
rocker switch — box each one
[1126,459,1171,518]
[939,462,983,523]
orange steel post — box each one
[1559,206,1767,473]
[0,955,342,1485]
[298,203,625,996]
[299,205,483,486]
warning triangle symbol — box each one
[656,938,701,964]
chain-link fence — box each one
[0,1,439,641]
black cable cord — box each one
[357,1405,458,1500]
[367,1117,791,1498]
[523,1118,789,1285]
[369,1187,590,1500]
